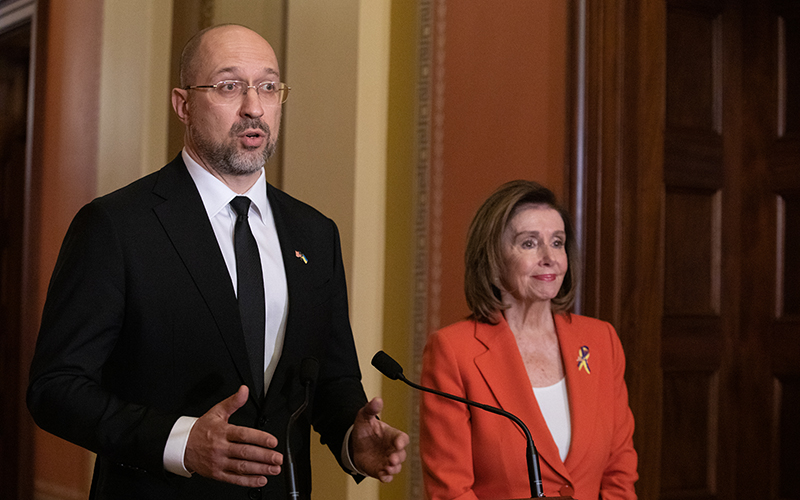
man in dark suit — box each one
[27,24,408,499]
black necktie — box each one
[230,196,266,396]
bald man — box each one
[28,24,408,500]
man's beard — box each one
[192,118,277,176]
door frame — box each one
[0,0,42,498]
[567,0,666,497]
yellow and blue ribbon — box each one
[577,346,591,374]
[295,250,308,264]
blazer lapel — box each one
[150,157,258,401]
[555,314,600,471]
[474,319,571,481]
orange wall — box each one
[427,0,568,331]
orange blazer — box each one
[420,314,638,500]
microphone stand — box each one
[371,351,544,498]
[286,358,319,500]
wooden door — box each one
[0,15,34,500]
[570,0,800,498]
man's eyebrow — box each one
[214,66,281,80]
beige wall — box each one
[97,1,173,193]
[282,1,392,499]
[32,1,397,499]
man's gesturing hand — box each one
[351,397,410,483]
[184,385,283,487]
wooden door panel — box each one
[573,0,800,497]
[664,190,721,316]
[772,2,800,498]
[666,5,721,132]
[777,3,800,136]
[661,371,719,496]
[663,1,726,496]
[775,377,800,497]
[779,197,800,316]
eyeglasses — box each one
[183,80,290,105]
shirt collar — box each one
[182,149,270,224]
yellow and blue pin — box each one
[577,345,591,374]
[295,250,308,264]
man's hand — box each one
[185,385,283,487]
[350,397,410,483]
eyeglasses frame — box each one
[183,80,290,104]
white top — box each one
[532,377,571,462]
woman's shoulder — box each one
[431,318,478,341]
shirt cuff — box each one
[341,424,369,477]
[163,416,198,477]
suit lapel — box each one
[474,319,571,481]
[261,185,314,399]
[150,157,258,401]
[555,314,599,471]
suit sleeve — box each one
[27,202,177,473]
[307,219,368,472]
[599,324,639,499]
[419,329,480,500]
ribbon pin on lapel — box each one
[577,345,591,374]
[295,250,308,264]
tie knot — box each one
[230,196,252,218]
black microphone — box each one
[371,350,544,498]
[286,357,319,500]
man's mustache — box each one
[230,119,270,137]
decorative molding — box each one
[409,0,441,497]
[428,0,447,338]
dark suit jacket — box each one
[28,155,368,499]
[420,314,638,500]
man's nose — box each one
[240,87,265,118]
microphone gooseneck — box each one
[371,350,544,498]
[287,357,319,500]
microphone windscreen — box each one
[299,357,319,384]
[371,351,404,380]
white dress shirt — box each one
[163,150,288,476]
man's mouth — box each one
[240,130,265,148]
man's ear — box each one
[172,88,190,124]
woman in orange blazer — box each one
[420,181,637,500]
